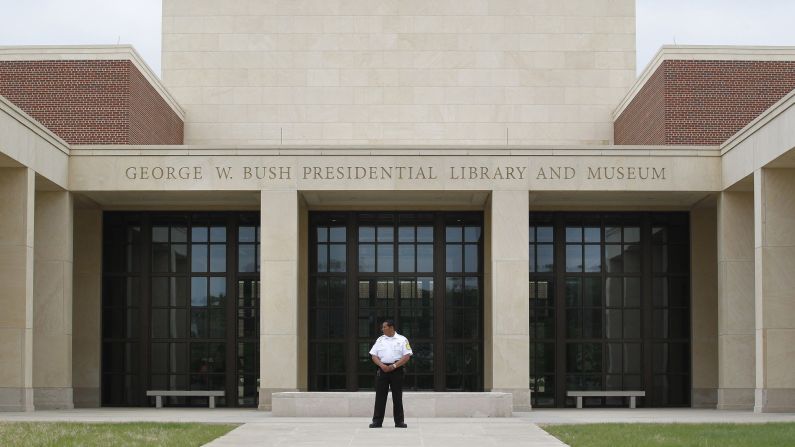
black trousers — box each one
[371,366,404,425]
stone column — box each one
[488,190,530,411]
[0,168,35,411]
[690,202,718,408]
[32,191,74,409]
[259,190,299,410]
[754,168,795,412]
[72,205,102,407]
[717,190,755,410]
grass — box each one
[0,422,238,447]
[543,423,795,447]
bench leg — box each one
[630,396,636,409]
[209,396,215,409]
[576,396,583,409]
[156,396,162,409]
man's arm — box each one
[391,354,411,370]
[372,355,390,372]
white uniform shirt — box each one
[369,332,413,364]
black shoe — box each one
[395,423,408,428]
[369,423,382,428]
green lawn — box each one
[543,423,795,447]
[0,422,237,447]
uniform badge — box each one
[405,342,411,350]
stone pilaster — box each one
[32,190,74,409]
[753,168,795,412]
[72,205,102,407]
[488,190,530,411]
[0,168,35,411]
[259,190,299,410]
[690,202,718,408]
[717,190,756,410]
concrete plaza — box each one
[2,409,795,446]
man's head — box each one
[381,320,396,337]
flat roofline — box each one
[0,45,185,120]
[613,45,795,120]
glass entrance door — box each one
[529,213,691,408]
[309,212,483,392]
[101,212,260,407]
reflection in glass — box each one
[566,245,582,272]
[191,277,208,307]
[210,245,226,272]
[192,244,208,272]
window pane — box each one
[446,226,462,243]
[317,227,328,243]
[464,244,478,273]
[446,245,462,272]
[398,227,414,242]
[209,278,226,307]
[329,227,346,243]
[566,227,582,243]
[153,226,169,243]
[464,226,481,242]
[417,245,433,272]
[191,277,208,307]
[210,245,226,272]
[358,244,375,272]
[210,226,226,243]
[239,226,256,243]
[316,245,328,272]
[171,226,187,243]
[584,245,601,272]
[605,277,621,307]
[537,226,553,243]
[624,227,640,243]
[376,244,393,272]
[623,245,641,273]
[192,226,208,242]
[537,244,554,272]
[329,244,346,272]
[417,226,433,242]
[359,227,375,242]
[239,245,256,273]
[171,244,187,272]
[377,226,393,242]
[566,245,582,272]
[605,245,622,273]
[191,244,208,272]
[582,277,602,306]
[398,245,415,272]
[584,227,601,243]
[605,227,621,243]
[624,277,641,307]
[565,278,580,307]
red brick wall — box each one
[129,63,183,144]
[615,60,795,145]
[614,64,666,145]
[0,60,183,145]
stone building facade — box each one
[0,0,794,413]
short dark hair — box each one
[382,319,395,328]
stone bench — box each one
[272,392,513,417]
[146,390,225,408]
[567,391,645,409]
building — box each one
[0,0,793,413]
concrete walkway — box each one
[204,418,567,447]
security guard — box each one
[368,320,412,428]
